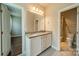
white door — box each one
[77,7,79,52]
[1,4,11,56]
[0,14,1,56]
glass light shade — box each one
[32,7,44,16]
[36,8,39,12]
[33,7,35,11]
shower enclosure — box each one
[60,7,77,51]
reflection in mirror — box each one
[26,11,45,32]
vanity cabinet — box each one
[41,34,52,51]
[46,34,52,48]
[41,35,47,51]
[29,32,52,56]
[30,36,42,56]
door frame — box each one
[58,4,79,51]
[0,4,2,56]
[3,3,26,56]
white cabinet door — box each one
[41,33,52,51]
[46,34,52,48]
[0,9,1,56]
[1,4,11,56]
[41,35,47,51]
[30,36,42,56]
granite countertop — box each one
[25,31,52,38]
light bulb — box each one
[41,11,44,15]
[36,8,39,12]
[39,10,41,13]
[33,7,35,10]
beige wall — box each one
[45,4,74,50]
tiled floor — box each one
[39,41,76,56]
[60,42,72,51]
[38,47,76,56]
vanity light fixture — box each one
[32,7,44,15]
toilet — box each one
[66,33,74,48]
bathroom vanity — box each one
[25,10,52,56]
[26,31,52,56]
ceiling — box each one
[4,3,75,16]
[39,3,74,8]
[18,3,74,8]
